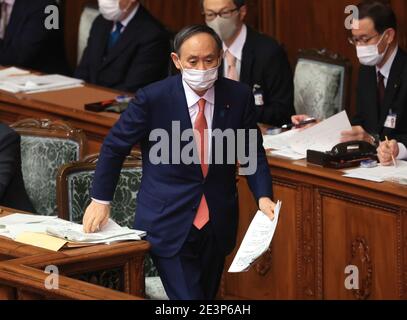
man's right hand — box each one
[83,200,111,233]
[291,114,319,130]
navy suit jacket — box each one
[92,75,273,258]
[220,26,295,127]
[353,47,407,147]
[0,123,34,212]
[0,0,70,74]
[75,5,171,93]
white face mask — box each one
[98,0,125,21]
[356,32,389,66]
[206,14,240,42]
[179,61,220,92]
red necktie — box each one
[193,98,209,229]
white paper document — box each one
[46,219,146,244]
[343,160,407,184]
[228,201,282,273]
[262,111,352,159]
[288,111,352,155]
[0,214,145,244]
[0,67,30,79]
[0,74,84,93]
[263,129,300,151]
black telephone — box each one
[307,141,378,169]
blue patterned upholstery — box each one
[20,136,80,216]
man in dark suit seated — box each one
[0,0,70,75]
[294,1,407,157]
[0,123,34,212]
[201,0,295,127]
[75,0,171,93]
[82,25,275,300]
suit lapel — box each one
[208,79,230,174]
[101,6,146,68]
[172,75,204,177]
[240,28,255,84]
[4,0,24,45]
[94,19,112,69]
[379,48,404,127]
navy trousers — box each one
[151,223,226,300]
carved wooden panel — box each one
[320,190,401,300]
[221,176,299,300]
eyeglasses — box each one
[348,33,381,46]
[203,7,239,21]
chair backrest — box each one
[294,48,352,120]
[77,3,100,65]
[11,119,87,216]
[57,152,142,228]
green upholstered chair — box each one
[57,152,168,300]
[11,119,87,216]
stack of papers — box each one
[0,214,145,251]
[263,111,352,160]
[228,201,282,273]
[0,67,31,79]
[0,73,84,94]
[343,160,407,184]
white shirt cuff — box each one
[92,198,111,205]
[396,143,407,160]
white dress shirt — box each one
[223,24,247,80]
[397,143,407,160]
[111,3,139,33]
[376,46,406,160]
[93,81,216,205]
[182,80,215,165]
[0,0,15,39]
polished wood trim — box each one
[56,151,142,221]
[11,118,88,160]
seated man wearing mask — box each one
[76,0,171,93]
[81,25,275,300]
[293,1,407,156]
[202,0,295,127]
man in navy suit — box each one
[83,25,275,300]
[0,0,69,74]
[0,122,34,212]
[75,0,170,93]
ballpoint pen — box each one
[385,136,397,168]
[281,118,317,130]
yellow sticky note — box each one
[15,232,67,251]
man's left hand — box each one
[341,126,373,144]
[259,197,276,220]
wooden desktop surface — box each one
[0,83,123,154]
[220,154,407,300]
[0,207,149,300]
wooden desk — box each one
[0,207,150,300]
[221,156,407,300]
[0,84,122,154]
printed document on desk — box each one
[228,201,282,273]
[0,74,84,93]
[288,111,352,155]
[262,111,352,159]
[343,160,407,183]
